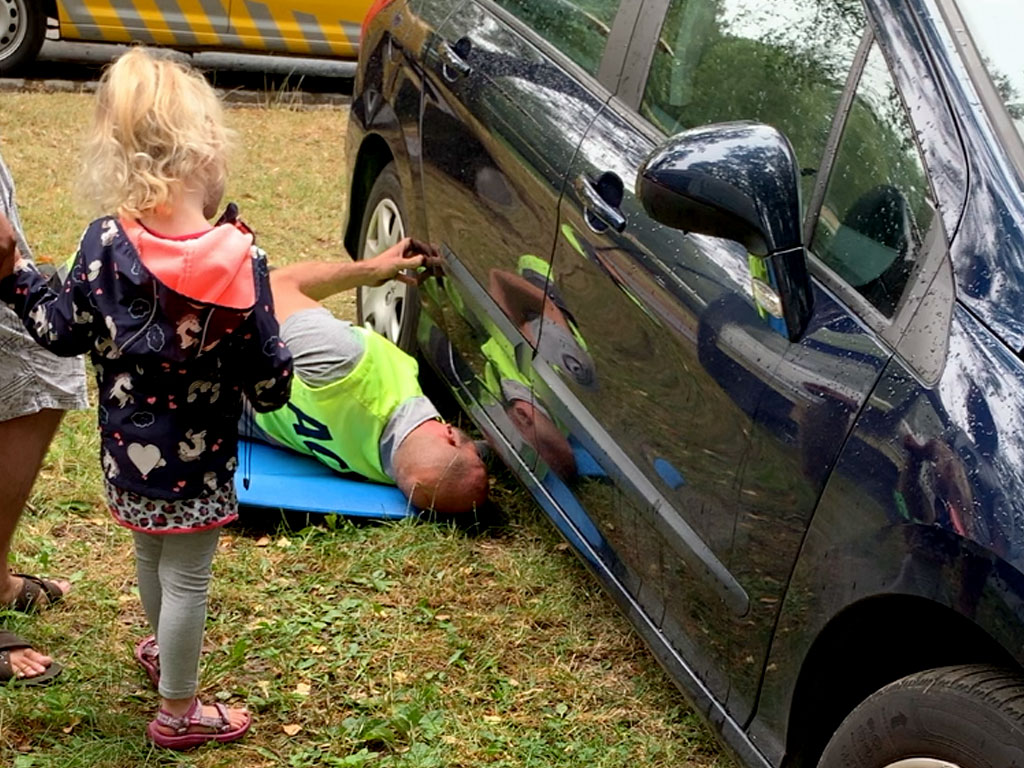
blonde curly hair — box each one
[79,47,233,218]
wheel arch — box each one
[344,134,396,259]
[781,593,1018,767]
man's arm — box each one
[270,237,435,322]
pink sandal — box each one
[147,697,251,750]
[134,635,160,688]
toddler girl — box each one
[0,48,292,748]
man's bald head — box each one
[393,421,488,514]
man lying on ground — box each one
[242,238,489,514]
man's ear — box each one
[507,400,536,431]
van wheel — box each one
[0,0,45,75]
[356,162,418,352]
[817,665,1024,768]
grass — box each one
[0,93,731,768]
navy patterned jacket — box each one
[0,209,293,500]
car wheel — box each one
[356,162,418,352]
[0,0,45,75]
[817,665,1024,768]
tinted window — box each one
[811,44,936,317]
[488,0,621,76]
[641,0,865,205]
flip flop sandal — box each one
[3,572,67,613]
[134,635,160,688]
[147,698,251,750]
[0,630,63,686]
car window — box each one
[811,43,936,318]
[640,0,866,207]
[487,0,621,76]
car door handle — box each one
[575,173,626,233]
[438,37,472,81]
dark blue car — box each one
[345,0,1024,765]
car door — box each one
[530,0,928,722]
[417,0,637,470]
[57,0,230,45]
[229,0,362,56]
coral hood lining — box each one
[120,217,256,309]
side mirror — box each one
[637,121,812,341]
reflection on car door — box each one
[533,0,901,723]
[417,0,620,470]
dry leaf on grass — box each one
[282,723,303,736]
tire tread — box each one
[817,663,1024,768]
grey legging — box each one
[132,528,220,700]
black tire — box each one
[0,0,45,76]
[355,161,419,353]
[818,664,1024,768]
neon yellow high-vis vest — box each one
[254,327,423,485]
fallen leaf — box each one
[483,715,501,723]
[294,682,311,696]
[257,680,271,697]
[435,614,451,622]
[255,535,271,547]
[62,716,81,734]
[275,536,291,548]
[555,542,570,551]
[309,644,327,655]
[282,723,303,736]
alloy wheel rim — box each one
[881,760,962,768]
[0,0,26,63]
[359,197,407,343]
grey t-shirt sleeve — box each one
[280,308,365,386]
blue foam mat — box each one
[235,440,415,520]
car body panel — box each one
[348,0,1024,765]
[416,0,616,465]
[751,303,1024,763]
[55,0,366,57]
[914,0,1024,353]
[543,81,894,724]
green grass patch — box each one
[0,93,730,768]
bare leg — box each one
[0,408,71,605]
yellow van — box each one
[1,1,374,74]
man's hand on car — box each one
[365,237,441,286]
